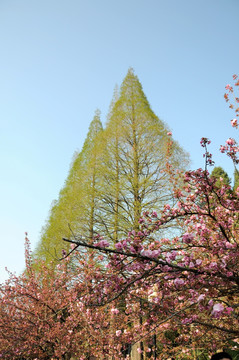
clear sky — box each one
[0,0,238,283]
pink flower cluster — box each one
[95,239,109,248]
[231,118,238,128]
[200,137,211,147]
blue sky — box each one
[0,0,238,282]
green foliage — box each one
[233,169,239,192]
[34,110,104,263]
[34,69,189,264]
[99,68,189,241]
[211,166,231,187]
[226,341,239,360]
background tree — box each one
[211,166,231,187]
[95,68,189,242]
[233,169,239,191]
[35,69,189,262]
[34,110,104,264]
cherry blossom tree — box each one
[64,148,239,357]
[0,236,134,359]
[61,77,239,357]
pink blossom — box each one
[95,240,109,248]
[220,145,227,153]
[115,242,123,250]
[129,246,137,253]
[151,249,161,257]
[166,250,176,261]
[226,138,236,145]
[225,242,234,249]
[208,299,214,307]
[142,250,153,257]
[111,308,119,315]
[211,303,224,317]
[137,230,144,237]
[174,278,184,287]
[181,317,193,324]
[231,118,238,128]
[225,307,234,314]
[209,262,218,270]
[116,330,122,336]
[200,137,211,147]
[182,232,194,244]
[167,131,172,136]
[197,294,206,302]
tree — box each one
[211,166,231,187]
[74,109,104,241]
[233,168,239,192]
[0,236,134,359]
[63,138,239,359]
[58,76,239,357]
[34,110,104,264]
[35,69,189,262]
[96,68,189,242]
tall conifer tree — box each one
[211,166,231,187]
[34,110,103,263]
[233,169,239,192]
[99,68,189,241]
[35,69,189,263]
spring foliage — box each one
[35,69,189,264]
